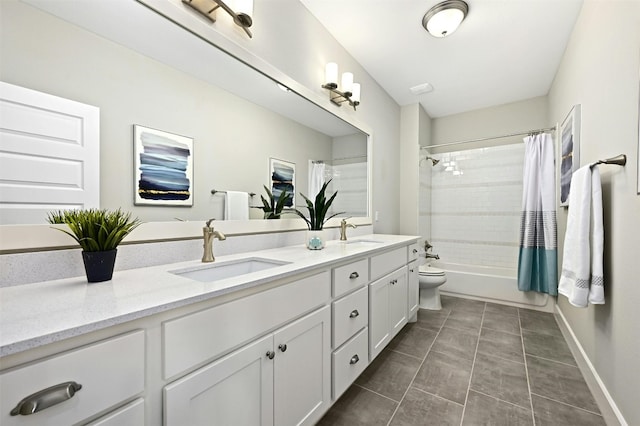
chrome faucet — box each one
[424,239,440,260]
[202,218,226,263]
[339,218,357,241]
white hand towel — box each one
[225,191,249,221]
[558,165,605,307]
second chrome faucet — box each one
[202,218,226,263]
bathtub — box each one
[431,261,553,311]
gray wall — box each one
[0,1,333,222]
[548,1,640,424]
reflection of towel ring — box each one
[211,189,256,197]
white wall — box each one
[548,1,640,424]
[0,1,333,223]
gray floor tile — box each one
[470,352,530,408]
[431,326,479,361]
[416,309,449,331]
[483,310,522,335]
[532,394,606,426]
[527,355,600,413]
[390,387,463,426]
[452,298,486,314]
[519,309,562,336]
[522,329,577,366]
[477,328,524,363]
[462,391,533,426]
[413,350,473,404]
[485,302,519,317]
[355,348,422,401]
[318,385,398,426]
[444,310,483,332]
[440,295,458,312]
[387,322,438,359]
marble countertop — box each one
[0,234,418,357]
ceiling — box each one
[301,0,583,118]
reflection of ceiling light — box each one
[277,83,291,92]
[422,0,468,38]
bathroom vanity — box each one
[0,235,419,425]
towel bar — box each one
[211,189,256,197]
[590,154,626,169]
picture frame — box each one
[133,125,194,206]
[269,158,295,208]
[559,104,581,206]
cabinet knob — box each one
[349,272,359,279]
[10,381,82,416]
[410,269,414,273]
[390,279,396,285]
[266,351,275,360]
[349,309,359,318]
[278,344,287,352]
[349,354,360,365]
[412,249,418,254]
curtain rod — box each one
[420,126,557,151]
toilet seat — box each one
[418,265,445,277]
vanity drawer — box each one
[163,271,330,379]
[408,242,420,262]
[332,258,369,298]
[0,331,144,426]
[332,286,368,348]
[86,398,145,426]
[370,247,407,281]
[332,327,368,400]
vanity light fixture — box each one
[182,0,253,38]
[422,0,468,38]
[322,62,361,110]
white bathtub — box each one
[431,261,553,311]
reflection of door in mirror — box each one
[0,0,370,225]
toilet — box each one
[418,264,447,310]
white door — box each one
[0,81,99,224]
[273,306,330,426]
[369,273,391,361]
[407,261,419,319]
[164,334,274,426]
[389,269,409,338]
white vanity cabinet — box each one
[407,261,419,320]
[369,267,408,360]
[164,306,330,426]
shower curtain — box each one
[517,133,558,295]
[309,161,326,200]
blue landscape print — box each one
[271,159,295,207]
[135,126,193,205]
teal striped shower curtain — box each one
[518,133,558,295]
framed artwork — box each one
[559,104,581,206]
[133,125,194,206]
[269,158,295,208]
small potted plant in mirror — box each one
[294,179,344,250]
[47,208,141,283]
[252,185,292,219]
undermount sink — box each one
[344,239,384,245]
[170,258,290,283]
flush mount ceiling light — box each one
[422,0,468,38]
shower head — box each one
[420,156,439,166]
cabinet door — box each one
[164,334,274,426]
[369,274,391,361]
[389,269,409,338]
[407,261,419,320]
[273,306,330,426]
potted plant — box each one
[293,179,344,250]
[253,185,292,219]
[47,208,141,282]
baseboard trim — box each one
[555,305,627,426]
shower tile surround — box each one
[319,295,606,425]
[421,144,525,268]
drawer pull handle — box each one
[266,351,275,360]
[278,344,287,352]
[390,279,397,285]
[349,309,360,318]
[350,354,360,365]
[10,381,82,416]
[349,272,359,279]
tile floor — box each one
[318,295,607,426]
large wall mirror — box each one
[0,0,370,242]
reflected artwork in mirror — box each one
[0,0,371,233]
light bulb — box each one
[325,63,338,89]
[341,72,353,95]
[351,83,361,103]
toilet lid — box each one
[418,265,445,276]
